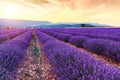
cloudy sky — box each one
[0,0,120,26]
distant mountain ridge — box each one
[0,18,51,28]
[0,18,111,28]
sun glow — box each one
[0,0,120,26]
[2,3,20,18]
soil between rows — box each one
[14,31,57,80]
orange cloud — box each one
[0,0,120,26]
[21,0,49,6]
[57,0,76,9]
[56,0,120,10]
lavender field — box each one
[0,28,120,80]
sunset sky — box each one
[0,0,120,26]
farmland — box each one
[0,28,120,80]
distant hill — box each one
[84,22,111,27]
[35,23,111,28]
[0,18,111,28]
[0,24,6,28]
[0,18,51,28]
[35,23,96,28]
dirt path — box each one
[35,33,58,80]
[14,31,57,80]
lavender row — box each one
[0,29,28,44]
[40,30,120,62]
[35,29,54,44]
[69,36,120,61]
[70,33,120,42]
[35,30,120,80]
[0,30,32,79]
[40,30,71,42]
[0,29,17,35]
[41,29,120,42]
[42,28,120,36]
[0,29,27,35]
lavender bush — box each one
[0,29,28,44]
[35,29,54,44]
[69,36,88,47]
[36,30,120,80]
[0,30,32,79]
[41,30,71,42]
[42,39,120,80]
[83,39,120,61]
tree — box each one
[81,23,86,27]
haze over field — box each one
[0,0,120,26]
